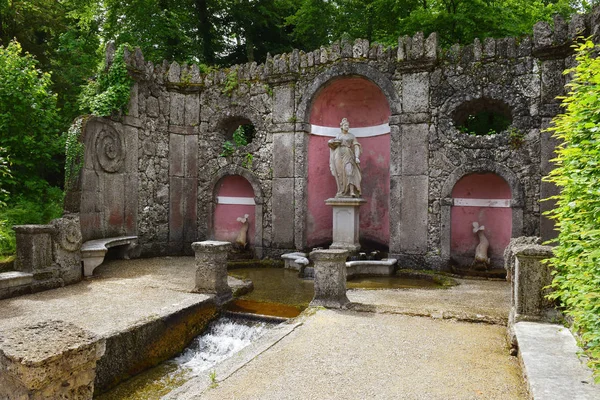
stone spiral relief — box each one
[95,125,125,173]
[53,217,82,252]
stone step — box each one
[0,271,34,289]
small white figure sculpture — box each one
[472,221,490,270]
[328,118,362,198]
[235,214,250,248]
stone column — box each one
[310,249,349,309]
[191,240,232,304]
[325,198,366,251]
[0,320,105,400]
[13,225,56,273]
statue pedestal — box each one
[325,197,366,251]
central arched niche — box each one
[307,77,391,248]
[450,173,512,267]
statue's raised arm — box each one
[328,118,362,198]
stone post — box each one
[512,244,554,321]
[0,320,106,400]
[191,240,232,304]
[310,249,349,309]
[13,225,56,273]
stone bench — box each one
[81,236,138,277]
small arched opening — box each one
[450,173,512,268]
[453,98,512,136]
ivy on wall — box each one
[545,39,600,379]
[79,43,134,117]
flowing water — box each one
[97,317,273,400]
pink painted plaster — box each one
[214,175,255,245]
[307,77,390,248]
[450,173,512,261]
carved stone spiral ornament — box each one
[95,126,124,173]
[53,217,82,252]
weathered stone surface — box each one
[310,249,349,309]
[507,242,554,320]
[13,225,55,273]
[402,72,429,113]
[399,176,428,252]
[192,241,232,303]
[0,320,105,400]
[401,124,429,176]
[272,178,295,248]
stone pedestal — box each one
[512,244,554,320]
[0,320,105,400]
[325,197,366,251]
[310,249,349,309]
[191,240,232,304]
[13,225,56,273]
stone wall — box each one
[70,8,600,268]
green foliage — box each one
[544,39,600,380]
[242,153,254,169]
[79,43,134,117]
[457,112,511,136]
[222,70,239,97]
[0,148,12,208]
[0,40,64,198]
[220,124,255,158]
[508,127,525,149]
[64,117,86,190]
[0,188,64,256]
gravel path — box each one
[194,308,526,400]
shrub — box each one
[545,39,600,379]
[0,40,64,198]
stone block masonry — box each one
[0,320,105,400]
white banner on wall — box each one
[310,123,390,138]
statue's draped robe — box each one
[329,132,362,197]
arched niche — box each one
[213,175,256,244]
[440,162,524,268]
[207,166,263,255]
[450,173,512,267]
[305,76,391,249]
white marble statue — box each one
[328,118,362,197]
[235,214,250,248]
[472,221,490,269]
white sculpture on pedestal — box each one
[235,214,250,248]
[472,221,490,269]
[328,118,362,198]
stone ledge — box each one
[0,271,33,289]
[515,322,600,400]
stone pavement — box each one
[0,258,526,399]
[175,308,526,400]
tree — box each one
[0,40,63,197]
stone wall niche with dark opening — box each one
[221,117,256,146]
[453,98,512,136]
